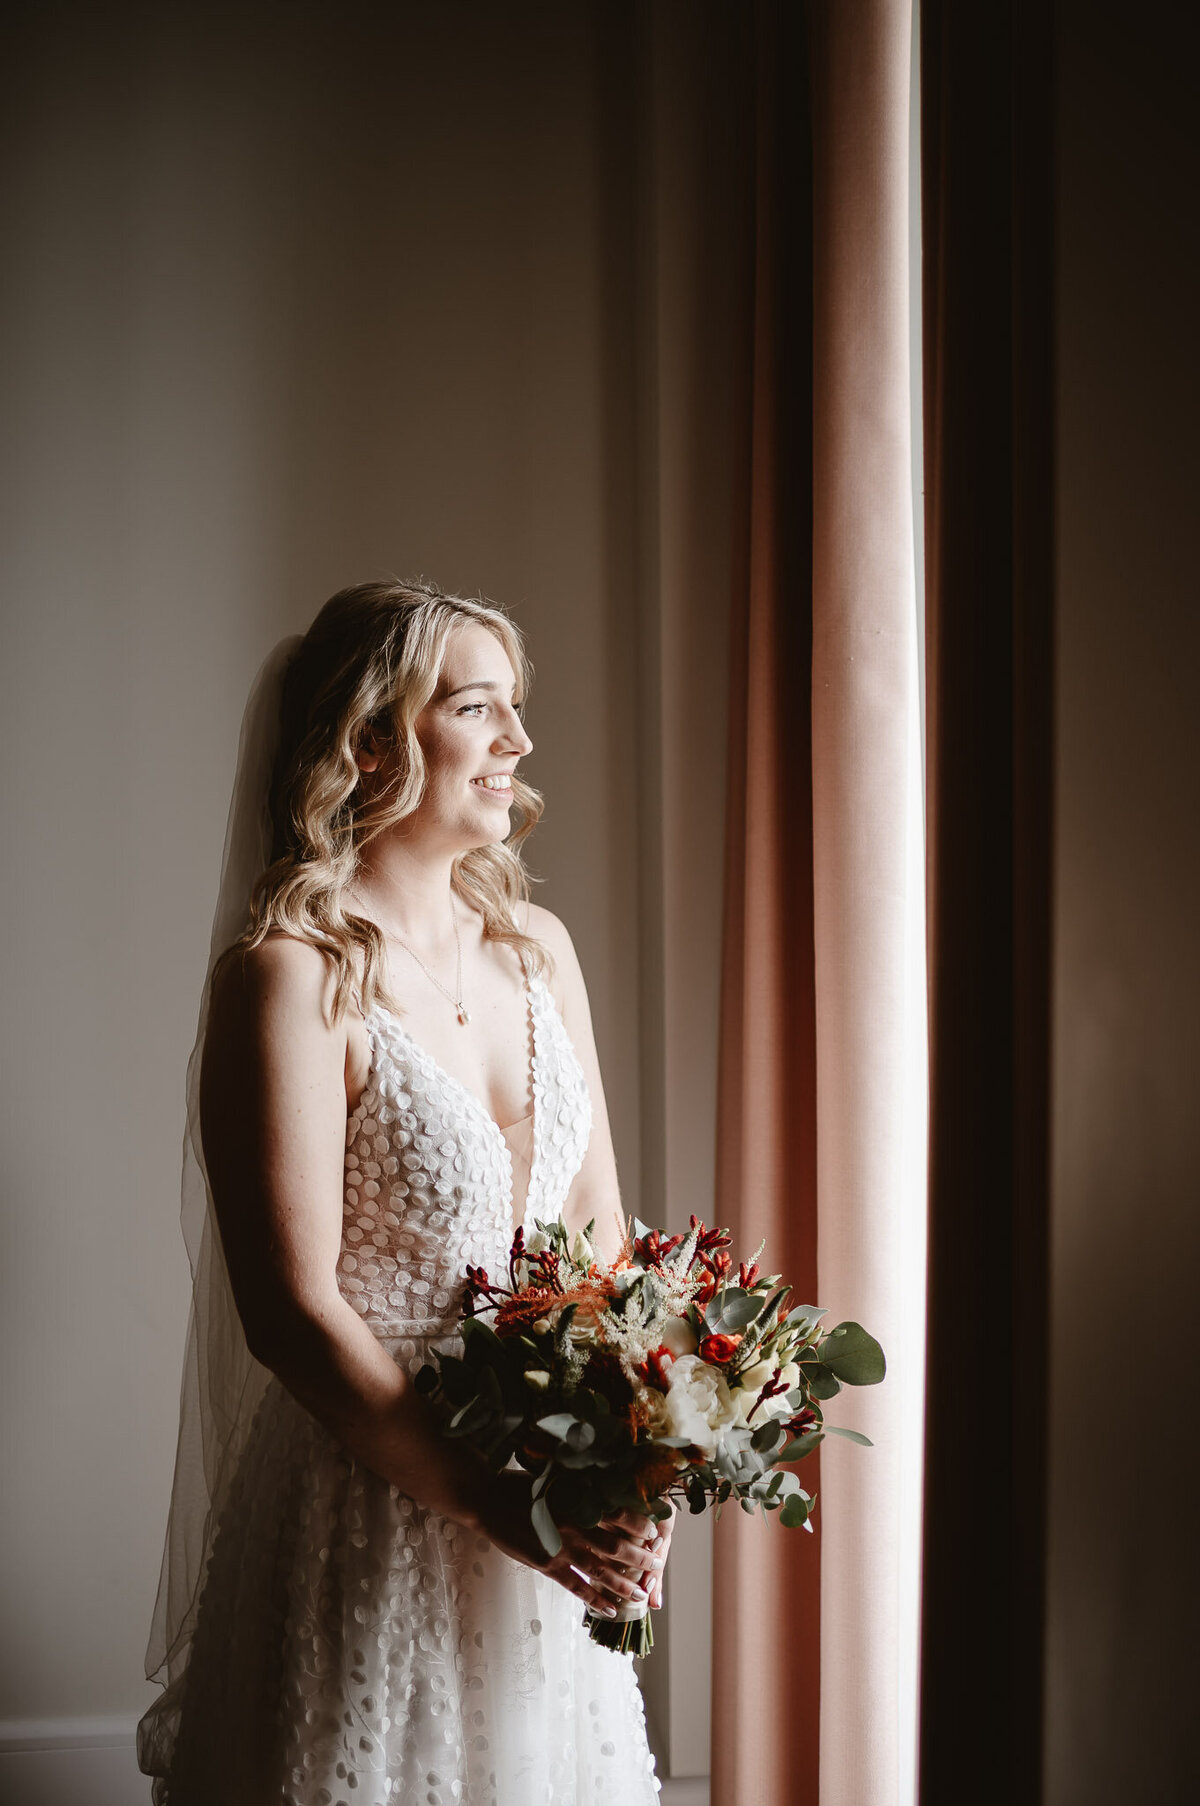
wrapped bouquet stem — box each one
[415,1214,885,1657]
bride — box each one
[137,579,669,1803]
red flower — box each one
[636,1345,675,1392]
[698,1332,743,1365]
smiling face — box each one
[404,619,533,851]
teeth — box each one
[473,775,512,790]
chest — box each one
[345,958,545,1128]
[337,981,593,1318]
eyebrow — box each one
[442,679,521,701]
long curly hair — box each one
[229,577,548,1020]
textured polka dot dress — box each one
[136,971,661,1805]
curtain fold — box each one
[809,6,926,1805]
[712,5,925,1804]
[711,5,820,1803]
[917,3,1055,1802]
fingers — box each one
[572,1524,665,1574]
[557,1529,654,1609]
[599,1508,660,1542]
[548,1552,650,1616]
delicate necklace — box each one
[378,890,471,1025]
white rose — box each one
[661,1354,738,1457]
[570,1229,595,1267]
[660,1316,699,1358]
[525,1230,549,1256]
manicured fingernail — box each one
[630,1585,648,1601]
[603,1605,618,1618]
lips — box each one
[470,773,514,799]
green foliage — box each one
[415,1214,886,1636]
[531,1494,562,1557]
[779,1492,811,1530]
[821,1423,874,1447]
[780,1429,824,1462]
[817,1321,886,1385]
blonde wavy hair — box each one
[230,577,548,1020]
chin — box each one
[458,820,509,853]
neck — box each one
[349,834,463,949]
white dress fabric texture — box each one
[137,972,660,1806]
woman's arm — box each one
[522,903,627,1265]
[521,904,676,1606]
[201,934,491,1524]
[200,933,658,1612]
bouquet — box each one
[414,1213,885,1655]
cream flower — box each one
[660,1315,699,1358]
[733,1359,801,1425]
[660,1354,738,1457]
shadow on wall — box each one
[0,0,656,1759]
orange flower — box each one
[698,1332,742,1364]
[634,1447,682,1504]
[494,1289,557,1336]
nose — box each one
[496,704,533,759]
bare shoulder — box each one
[209,932,344,1038]
[520,902,591,1022]
[522,902,579,968]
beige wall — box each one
[0,0,721,1749]
[1047,7,1200,1800]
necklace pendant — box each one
[457,1006,471,1025]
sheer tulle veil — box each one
[143,634,303,1706]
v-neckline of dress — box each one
[365,970,540,1238]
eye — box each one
[457,701,487,716]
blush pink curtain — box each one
[712,4,926,1804]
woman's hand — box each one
[477,1474,665,1617]
[620,1498,676,1608]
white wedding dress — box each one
[137,970,660,1806]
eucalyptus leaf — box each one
[779,1430,824,1461]
[704,1292,729,1331]
[462,1318,503,1359]
[479,1365,503,1407]
[818,1322,886,1385]
[822,1423,874,1447]
[555,1447,608,1469]
[536,1413,580,1442]
[750,1419,786,1454]
[779,1493,810,1529]
[805,1365,843,1401]
[718,1290,764,1331]
[531,1495,562,1558]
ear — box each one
[355,725,386,775]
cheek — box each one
[419,725,475,793]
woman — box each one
[138,579,669,1803]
